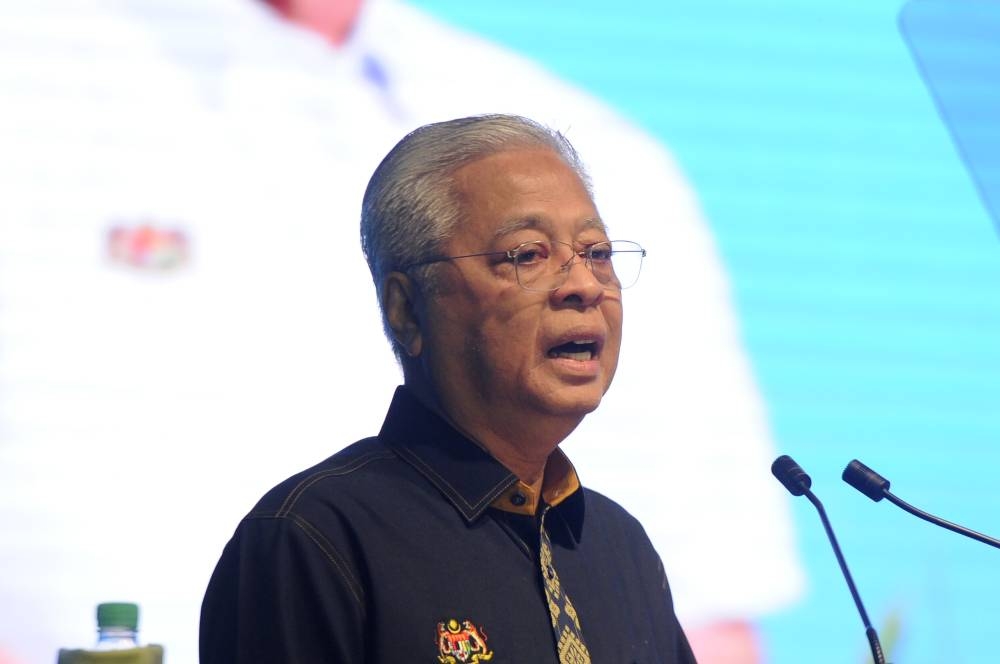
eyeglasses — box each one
[403,239,646,292]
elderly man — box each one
[200,114,696,663]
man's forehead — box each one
[448,146,603,242]
[453,145,578,189]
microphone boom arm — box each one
[883,490,1000,550]
[804,489,886,664]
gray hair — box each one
[360,114,593,360]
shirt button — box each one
[510,492,527,506]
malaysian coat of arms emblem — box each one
[436,618,494,663]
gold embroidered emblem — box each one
[436,618,494,663]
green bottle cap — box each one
[96,603,139,630]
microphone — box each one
[771,454,811,495]
[771,455,886,664]
[843,459,1000,550]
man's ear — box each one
[383,271,423,358]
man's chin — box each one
[537,386,605,420]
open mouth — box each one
[547,339,598,361]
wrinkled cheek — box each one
[603,340,623,390]
[463,329,499,399]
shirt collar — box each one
[491,448,580,516]
[378,386,585,539]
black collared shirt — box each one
[200,387,696,663]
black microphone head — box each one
[771,455,813,496]
[842,459,890,502]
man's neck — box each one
[402,377,578,486]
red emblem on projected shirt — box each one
[106,221,190,271]
[436,618,494,663]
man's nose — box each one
[552,255,604,306]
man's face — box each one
[418,147,623,439]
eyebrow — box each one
[491,215,607,241]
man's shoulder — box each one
[249,437,400,516]
[581,485,654,545]
[576,486,669,591]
